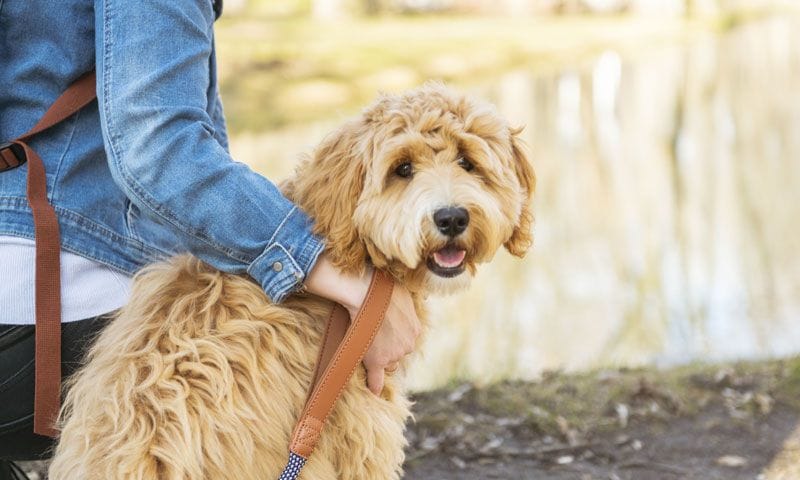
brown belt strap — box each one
[285,270,394,472]
[1,71,97,437]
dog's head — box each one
[286,83,535,294]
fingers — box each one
[366,366,384,396]
[366,363,400,397]
[393,286,423,341]
[361,282,421,396]
[385,362,399,376]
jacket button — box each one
[272,261,283,272]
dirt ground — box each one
[18,358,800,479]
[403,359,800,480]
[404,402,797,479]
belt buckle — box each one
[0,141,26,171]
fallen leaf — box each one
[717,455,747,467]
[450,456,466,469]
[447,383,472,403]
[755,393,774,414]
[615,403,630,428]
[556,455,574,465]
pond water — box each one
[230,16,800,390]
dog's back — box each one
[50,256,409,479]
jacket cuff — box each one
[247,207,325,303]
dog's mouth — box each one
[426,245,467,277]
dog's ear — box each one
[288,119,371,272]
[504,126,536,257]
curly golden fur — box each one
[49,83,534,479]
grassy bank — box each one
[405,356,800,478]
[214,9,788,134]
[410,356,800,443]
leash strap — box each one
[0,71,97,437]
[278,270,394,479]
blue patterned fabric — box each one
[278,452,307,480]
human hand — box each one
[304,253,422,396]
[358,282,420,395]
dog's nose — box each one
[433,207,469,237]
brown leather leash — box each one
[279,270,394,479]
[1,71,97,437]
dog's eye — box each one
[458,157,475,172]
[394,162,413,178]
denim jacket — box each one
[0,0,324,303]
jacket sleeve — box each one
[93,0,324,302]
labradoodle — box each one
[49,83,535,479]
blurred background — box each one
[17,3,800,477]
[214,0,800,392]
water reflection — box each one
[409,15,800,390]
[232,17,800,390]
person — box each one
[0,0,421,472]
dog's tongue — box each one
[433,247,466,268]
